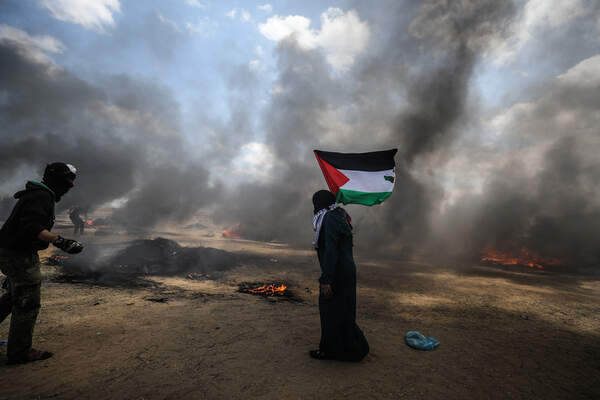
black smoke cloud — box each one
[0,40,219,228]
[433,69,600,267]
[353,0,517,256]
[2,0,600,270]
[212,38,340,243]
[215,0,600,269]
[362,0,600,267]
[215,0,518,255]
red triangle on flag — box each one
[315,153,349,194]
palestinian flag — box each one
[314,149,397,206]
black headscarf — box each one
[43,162,76,202]
[312,190,336,215]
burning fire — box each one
[481,246,563,269]
[222,226,244,239]
[248,284,287,296]
[222,229,241,239]
[86,218,111,228]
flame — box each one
[481,246,563,269]
[222,229,241,239]
[248,284,287,296]
[88,218,111,227]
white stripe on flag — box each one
[338,168,395,193]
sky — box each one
[1,0,600,266]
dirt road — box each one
[1,227,599,399]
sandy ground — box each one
[1,217,600,399]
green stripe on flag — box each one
[336,189,393,206]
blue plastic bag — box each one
[405,331,439,351]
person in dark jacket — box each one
[69,205,85,235]
[0,162,83,365]
[310,190,369,362]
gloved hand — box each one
[53,236,84,254]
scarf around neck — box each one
[312,204,339,248]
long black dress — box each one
[317,208,369,361]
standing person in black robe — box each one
[310,190,369,362]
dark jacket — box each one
[0,181,55,253]
[69,206,82,222]
[317,208,356,285]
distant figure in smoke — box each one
[0,162,84,365]
[69,205,85,235]
[310,190,369,361]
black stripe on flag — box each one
[314,149,397,171]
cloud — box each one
[241,10,252,23]
[316,8,371,72]
[491,54,600,142]
[0,24,65,67]
[248,59,261,71]
[0,36,220,229]
[185,0,205,9]
[491,0,591,64]
[157,13,182,33]
[226,9,237,19]
[255,45,263,57]
[185,21,205,35]
[268,84,284,96]
[231,142,279,183]
[257,4,273,13]
[489,102,535,134]
[224,8,252,23]
[524,0,587,28]
[259,15,314,47]
[557,54,600,87]
[40,0,121,33]
[258,8,370,72]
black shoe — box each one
[309,349,334,360]
[7,349,53,365]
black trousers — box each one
[71,216,84,235]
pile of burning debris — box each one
[49,237,238,285]
[238,281,302,302]
[222,225,245,239]
[481,246,564,270]
[84,217,115,236]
